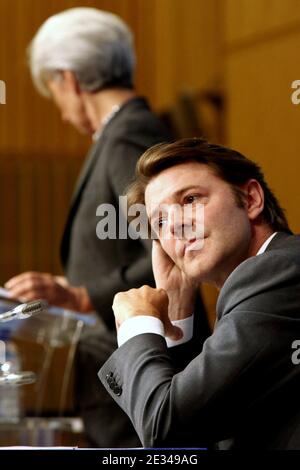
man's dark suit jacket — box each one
[61,97,171,328]
[99,232,300,449]
[60,97,173,447]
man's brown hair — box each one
[126,137,291,233]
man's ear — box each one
[242,179,265,221]
[61,70,81,95]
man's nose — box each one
[168,206,193,239]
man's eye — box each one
[184,194,199,204]
[158,218,167,228]
[151,218,167,235]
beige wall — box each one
[224,0,300,233]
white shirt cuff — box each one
[117,314,194,348]
[166,315,193,347]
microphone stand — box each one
[0,300,47,386]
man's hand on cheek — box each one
[112,285,183,341]
[152,240,197,320]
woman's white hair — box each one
[28,7,136,97]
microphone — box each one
[0,300,47,322]
[0,371,36,386]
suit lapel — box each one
[216,231,293,319]
[70,135,104,207]
[60,133,106,266]
[265,231,291,251]
[67,96,144,209]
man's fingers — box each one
[5,273,29,289]
[5,272,44,290]
[6,273,56,295]
[113,286,184,341]
[6,277,44,296]
[8,284,46,301]
[54,276,69,287]
[6,275,56,301]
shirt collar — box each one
[256,232,277,255]
[92,104,121,142]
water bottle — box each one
[0,329,23,422]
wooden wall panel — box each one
[0,154,83,283]
[150,0,222,109]
[225,0,300,48]
[225,2,300,233]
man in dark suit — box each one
[99,137,300,450]
[4,8,185,447]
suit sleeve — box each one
[98,251,300,447]
[98,311,273,447]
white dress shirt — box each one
[117,232,277,348]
